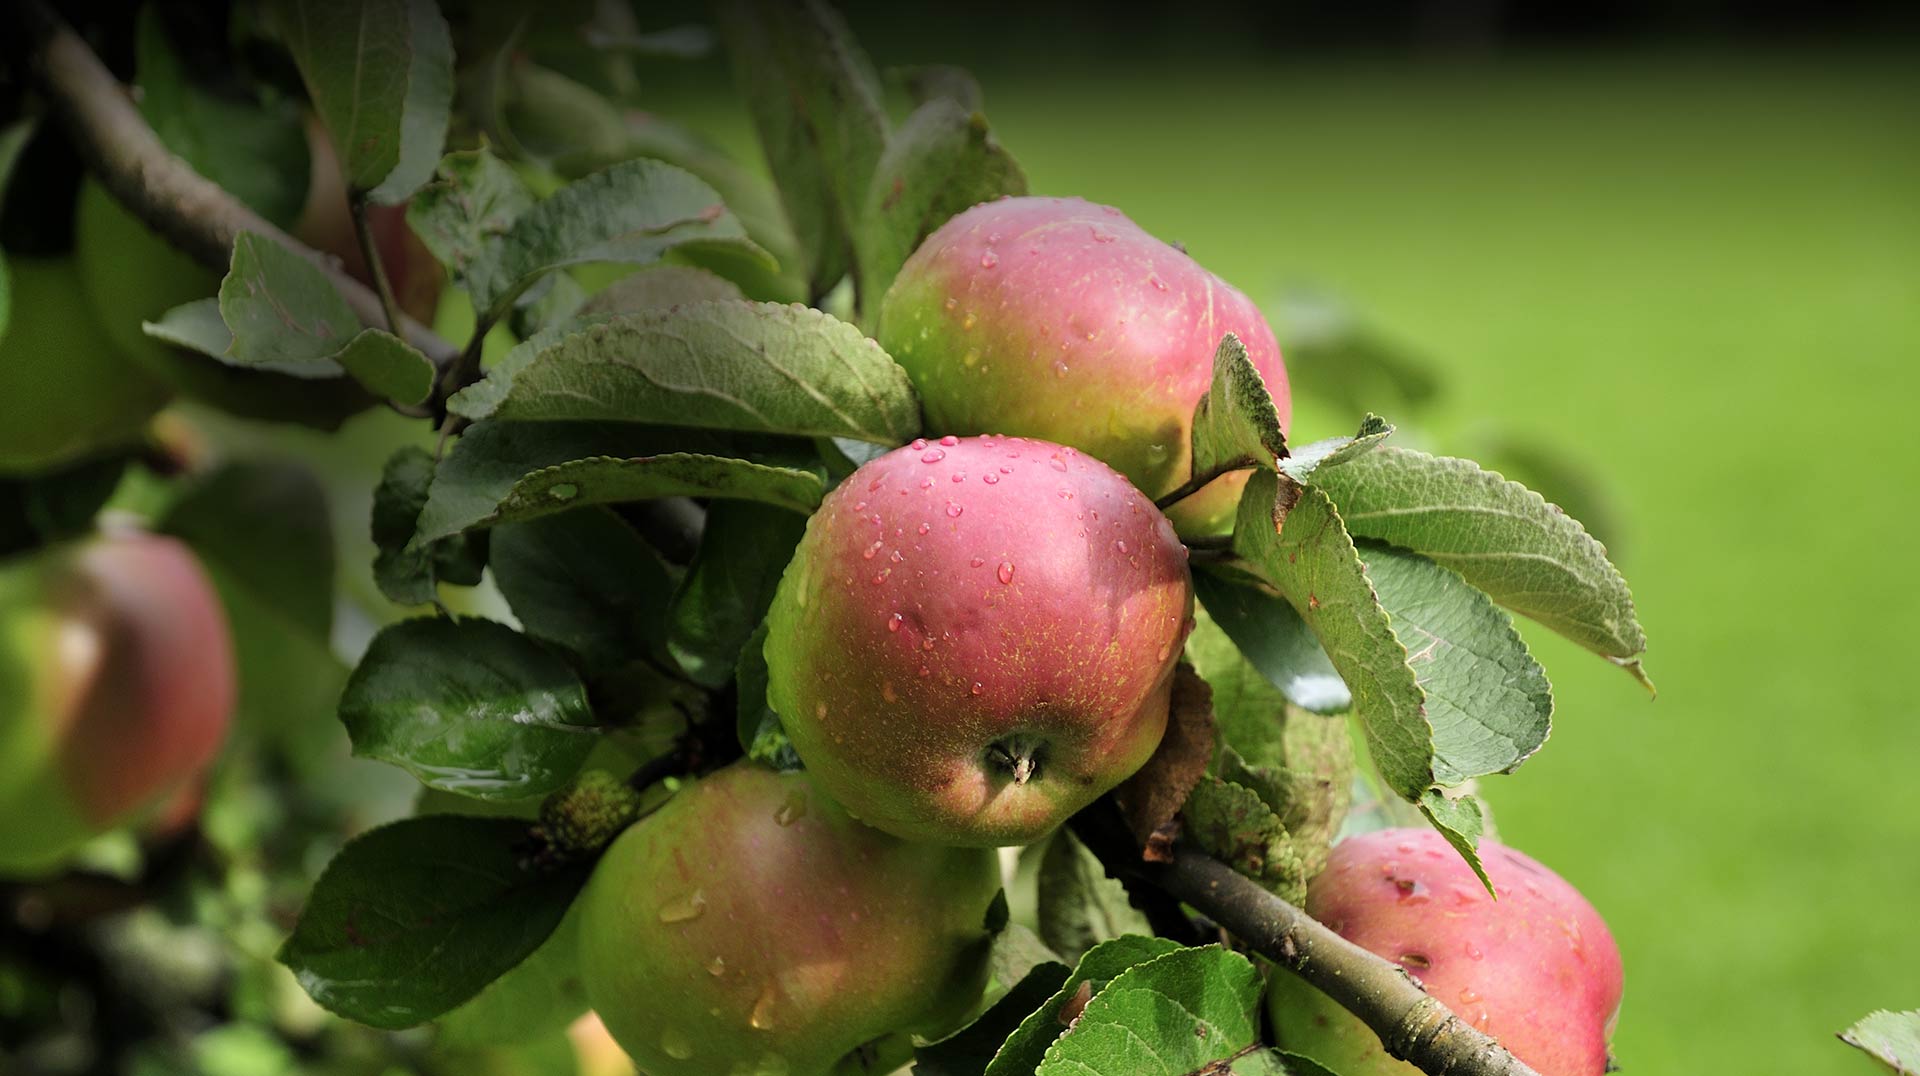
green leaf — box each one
[915,961,1073,1076]
[334,328,435,405]
[489,508,677,674]
[1278,414,1393,482]
[449,302,920,445]
[1359,545,1551,783]
[1418,790,1492,894]
[1192,567,1349,715]
[468,158,771,324]
[135,10,309,226]
[1840,1009,1920,1074]
[1310,446,1651,687]
[983,935,1184,1076]
[1035,945,1268,1076]
[734,620,801,771]
[855,97,1026,316]
[274,0,453,203]
[1190,332,1289,485]
[277,815,588,1028]
[576,265,747,315]
[372,446,488,607]
[142,298,234,358]
[218,232,361,369]
[406,148,537,291]
[339,617,597,799]
[1233,471,1431,801]
[713,0,888,296]
[1185,775,1309,905]
[1035,828,1151,963]
[415,421,826,541]
[666,502,807,687]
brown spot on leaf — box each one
[1058,980,1094,1026]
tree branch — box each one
[1073,801,1543,1076]
[16,0,459,377]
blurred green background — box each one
[691,38,1920,1075]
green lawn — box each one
[972,50,1919,1074]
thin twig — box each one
[16,0,459,378]
[349,196,407,335]
[1073,800,1544,1076]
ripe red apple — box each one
[877,196,1290,536]
[765,434,1192,847]
[1267,828,1624,1076]
[576,761,1001,1076]
[0,529,237,874]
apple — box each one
[576,761,1001,1076]
[0,528,237,874]
[0,255,170,474]
[1267,828,1624,1076]
[765,434,1192,847]
[876,196,1291,535]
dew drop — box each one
[1115,539,1131,554]
[921,477,936,489]
[982,473,1000,485]
[1465,942,1484,960]
[1459,988,1481,1005]
[999,465,1013,473]
[707,956,728,976]
[922,637,936,651]
[1091,228,1116,243]
[658,891,707,923]
[922,449,947,463]
[938,435,958,446]
[970,681,984,696]
[867,476,885,491]
[870,569,891,585]
[979,251,998,269]
[970,556,985,567]
[887,613,904,633]
[911,438,928,450]
[1052,360,1069,378]
[661,1028,696,1060]
[996,562,1015,585]
[863,541,883,560]
[918,665,932,677]
[889,549,904,563]
[750,987,779,1031]
[1149,273,1169,291]
[881,681,898,702]
[1049,457,1068,472]
[917,522,931,534]
[952,471,966,483]
[946,502,964,518]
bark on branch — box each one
[14,0,458,375]
[1072,803,1544,1076]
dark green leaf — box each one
[1190,332,1289,485]
[277,815,588,1027]
[1035,829,1150,963]
[415,421,825,541]
[855,97,1026,316]
[713,0,888,295]
[983,935,1184,1076]
[1233,471,1431,801]
[334,328,435,404]
[734,619,801,771]
[1418,790,1492,894]
[1192,567,1348,714]
[1840,1009,1920,1074]
[339,618,596,799]
[449,302,919,445]
[274,0,453,203]
[576,265,747,315]
[666,501,806,687]
[218,232,360,369]
[372,446,487,607]
[490,508,677,673]
[914,961,1072,1076]
[1359,545,1551,783]
[1311,446,1650,687]
[468,158,772,324]
[0,455,127,557]
[406,148,537,290]
[142,298,233,358]
[136,10,309,226]
[1035,945,1267,1076]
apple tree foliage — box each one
[0,1,1746,1074]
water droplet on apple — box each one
[970,556,985,567]
[1148,273,1169,291]
[1459,988,1481,1005]
[970,681,984,695]
[870,569,891,585]
[658,891,707,924]
[996,562,1015,584]
[946,502,964,518]
[863,541,882,560]
[887,613,904,632]
[979,251,998,269]
[911,438,928,450]
[660,1028,696,1060]
[1049,456,1068,472]
[707,955,728,976]
[922,448,946,463]
[982,473,1000,485]
[750,987,779,1031]
[1115,539,1130,554]
[1052,360,1069,378]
